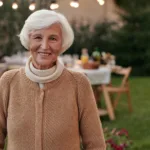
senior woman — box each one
[0,10,106,150]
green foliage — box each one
[67,21,115,57]
[112,0,150,75]
[66,20,93,56]
[90,22,116,54]
[114,0,150,12]
[0,0,31,56]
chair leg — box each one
[126,90,133,112]
[92,86,100,103]
[102,86,115,120]
[113,92,121,110]
[97,91,102,108]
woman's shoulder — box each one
[65,68,90,85]
[0,68,20,84]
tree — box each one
[0,0,31,56]
[112,0,150,75]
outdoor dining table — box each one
[68,66,115,120]
[70,66,111,85]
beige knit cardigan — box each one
[0,68,106,150]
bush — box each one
[112,0,150,75]
[104,128,133,150]
[0,0,30,56]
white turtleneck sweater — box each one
[25,56,64,88]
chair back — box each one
[115,67,132,88]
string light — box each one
[0,0,3,7]
[97,0,105,6]
[29,2,36,11]
[12,2,18,9]
[70,0,79,8]
[1,0,82,10]
[50,0,59,10]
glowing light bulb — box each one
[50,3,59,10]
[0,0,3,7]
[12,2,18,9]
[70,1,79,8]
[97,0,105,6]
[29,3,35,11]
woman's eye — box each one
[50,37,57,41]
[34,36,42,39]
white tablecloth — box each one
[69,66,111,85]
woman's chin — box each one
[35,60,55,69]
[33,55,57,69]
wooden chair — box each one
[98,66,133,112]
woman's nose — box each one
[41,40,49,50]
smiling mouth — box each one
[38,52,51,56]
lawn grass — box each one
[100,77,150,150]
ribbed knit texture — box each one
[30,61,56,77]
[0,68,106,150]
[29,58,56,89]
[25,56,64,83]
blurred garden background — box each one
[1,0,150,75]
[1,0,150,149]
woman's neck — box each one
[32,61,56,70]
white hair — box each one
[19,9,74,53]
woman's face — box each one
[29,23,62,69]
